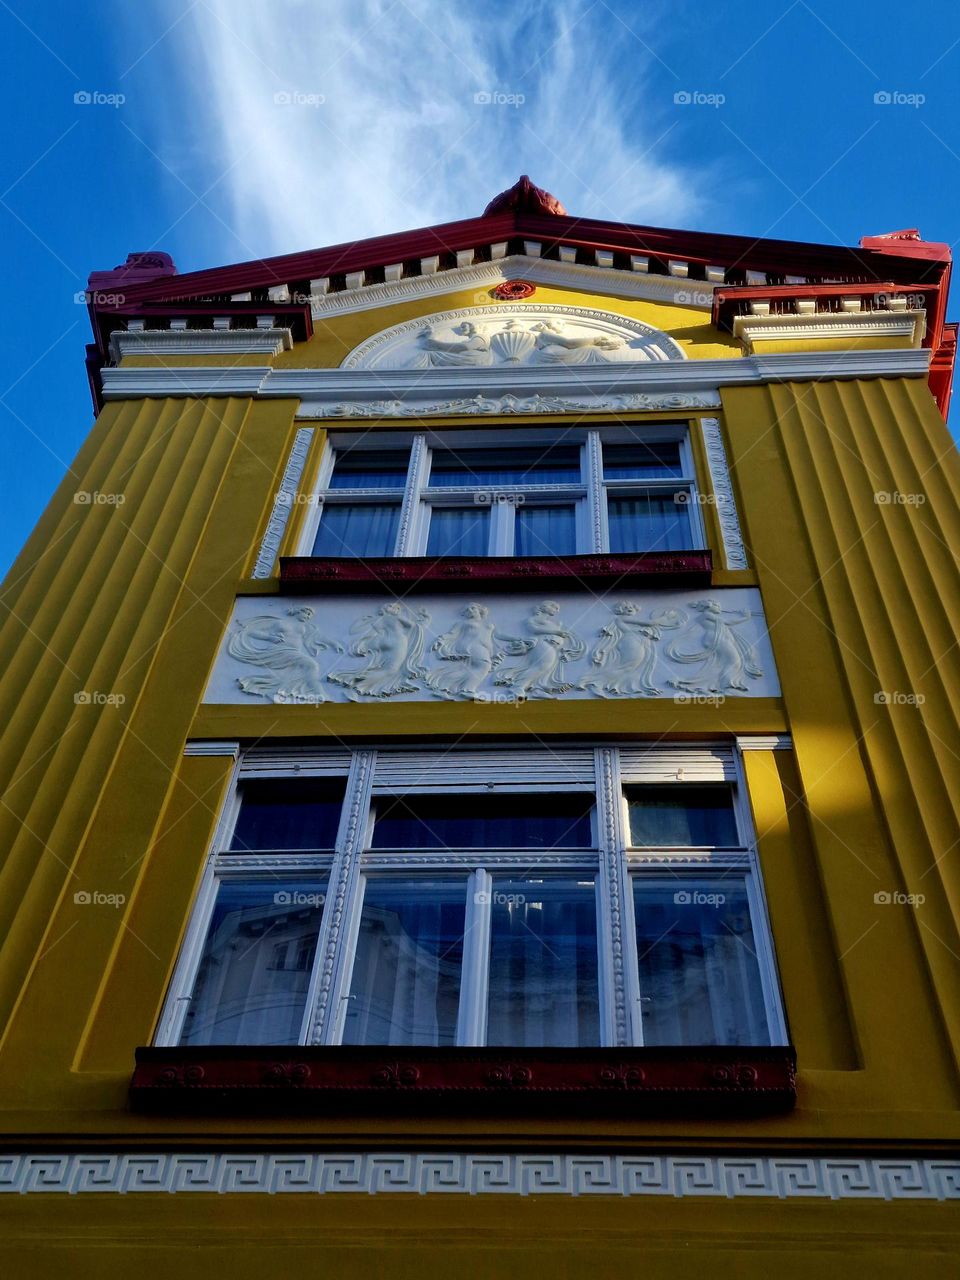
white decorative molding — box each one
[182,741,240,759]
[110,327,294,361]
[733,309,925,355]
[737,734,793,751]
[700,418,748,571]
[1,1152,957,1198]
[99,349,932,413]
[342,305,686,371]
[302,390,721,419]
[251,427,316,578]
[203,590,781,706]
[311,254,718,318]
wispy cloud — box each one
[124,0,708,260]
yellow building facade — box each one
[0,180,958,1274]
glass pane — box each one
[633,877,770,1045]
[607,494,692,552]
[372,794,594,849]
[514,504,577,556]
[487,877,600,1047]
[180,881,326,1046]
[426,506,490,557]
[311,503,400,557]
[626,785,739,846]
[429,446,581,487]
[604,442,683,479]
[342,878,466,1046]
[229,779,345,851]
[328,450,409,489]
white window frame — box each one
[156,744,786,1050]
[296,427,706,559]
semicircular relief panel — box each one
[341,304,687,371]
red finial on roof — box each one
[483,175,567,217]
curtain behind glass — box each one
[311,503,400,557]
[514,505,577,556]
[607,495,691,552]
[603,443,683,480]
[633,878,769,1045]
[429,447,581,487]
[180,881,326,1046]
[426,507,490,557]
[486,877,600,1047]
[328,451,409,489]
[343,879,466,1046]
[626,786,738,847]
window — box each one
[300,428,704,559]
[158,747,784,1049]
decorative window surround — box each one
[98,348,932,413]
[2,1151,957,1199]
[109,327,294,361]
[251,427,315,578]
[732,309,925,355]
[308,254,718,318]
[700,418,748,570]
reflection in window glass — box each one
[328,451,409,489]
[180,881,327,1046]
[486,877,600,1046]
[311,503,401,557]
[604,442,683,480]
[372,794,594,850]
[343,879,466,1046]
[230,779,344,851]
[626,786,739,846]
[429,446,581,487]
[633,878,769,1045]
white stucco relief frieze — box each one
[205,589,779,705]
[341,305,686,371]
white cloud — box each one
[142,0,707,258]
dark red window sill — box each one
[130,1045,796,1117]
[278,550,713,593]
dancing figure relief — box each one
[581,602,685,697]
[425,603,511,699]
[664,599,764,693]
[227,607,342,703]
[493,600,586,698]
[326,602,430,699]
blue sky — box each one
[1,0,959,577]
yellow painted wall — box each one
[1,285,959,1267]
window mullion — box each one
[584,431,605,553]
[457,869,492,1045]
[395,434,428,556]
[304,748,376,1044]
[594,746,635,1047]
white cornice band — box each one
[1,1151,957,1198]
[110,328,294,361]
[733,310,925,355]
[310,254,718,318]
[99,349,932,419]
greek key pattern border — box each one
[1,1153,957,1199]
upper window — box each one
[301,428,704,559]
[158,747,785,1052]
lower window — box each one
[160,750,785,1049]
